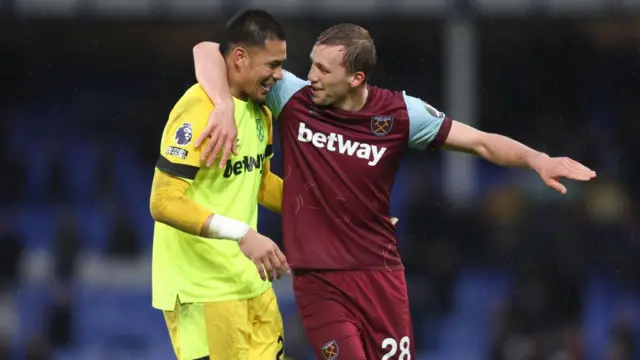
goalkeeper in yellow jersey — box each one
[149,10,290,360]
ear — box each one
[232,47,248,67]
[349,71,366,88]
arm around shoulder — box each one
[193,41,233,106]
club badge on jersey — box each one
[321,340,339,360]
[370,116,394,137]
[174,122,193,145]
[256,118,265,142]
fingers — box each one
[202,131,220,167]
[254,259,267,281]
[546,178,567,194]
[200,130,239,168]
[218,137,234,169]
[274,247,291,275]
[230,136,239,156]
[562,158,597,181]
[261,256,274,281]
[209,140,224,168]
[269,252,283,280]
[195,123,215,148]
[258,248,289,281]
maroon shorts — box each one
[293,269,415,360]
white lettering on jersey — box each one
[297,122,387,166]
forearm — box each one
[193,41,233,105]
[150,170,211,236]
[150,170,249,239]
[259,171,283,214]
[472,133,546,169]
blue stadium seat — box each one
[73,287,166,349]
[17,207,56,251]
[12,283,52,349]
[436,268,513,358]
[111,151,154,249]
[23,148,52,204]
[74,205,110,252]
[583,276,640,360]
[63,142,97,203]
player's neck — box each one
[333,85,368,112]
[228,84,248,102]
[226,68,249,102]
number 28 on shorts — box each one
[382,336,411,360]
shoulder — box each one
[164,85,213,139]
[368,85,402,100]
[281,70,310,90]
[177,85,214,116]
[366,86,410,116]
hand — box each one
[530,154,597,194]
[239,229,290,281]
[195,101,238,168]
[390,217,399,227]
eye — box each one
[314,64,329,74]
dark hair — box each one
[315,23,376,81]
[221,9,286,55]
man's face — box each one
[238,39,287,102]
[307,44,353,106]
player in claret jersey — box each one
[192,21,596,360]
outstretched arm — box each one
[443,121,596,193]
[404,93,596,194]
[193,41,238,168]
[443,120,546,168]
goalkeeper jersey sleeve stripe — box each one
[157,155,199,180]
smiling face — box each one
[307,44,356,106]
[221,9,288,102]
[233,39,287,102]
[307,24,377,107]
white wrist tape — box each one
[205,215,250,241]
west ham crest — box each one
[256,118,265,142]
[321,340,339,360]
[370,115,393,137]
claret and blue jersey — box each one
[265,70,452,270]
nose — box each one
[307,68,319,83]
[273,67,283,81]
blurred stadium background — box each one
[2,0,640,359]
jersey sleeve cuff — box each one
[427,117,452,151]
[156,155,199,180]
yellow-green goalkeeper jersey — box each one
[152,84,274,310]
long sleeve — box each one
[150,169,212,236]
[258,159,283,214]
